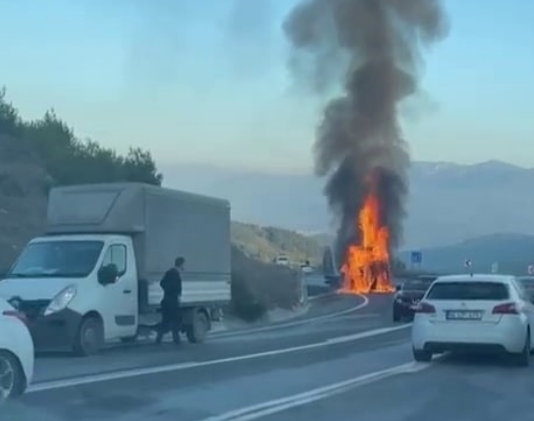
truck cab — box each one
[1,234,138,355]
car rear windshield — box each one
[426,281,509,300]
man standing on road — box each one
[155,256,184,345]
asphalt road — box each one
[6,291,534,421]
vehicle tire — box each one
[393,311,400,322]
[513,329,530,367]
[412,348,432,362]
[185,310,209,344]
[73,316,104,357]
[0,350,26,402]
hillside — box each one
[161,160,534,249]
[398,233,534,275]
[231,221,322,265]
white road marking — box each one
[212,294,369,338]
[308,291,337,301]
[28,321,411,394]
[197,361,429,421]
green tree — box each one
[0,87,22,138]
[123,147,163,185]
[0,87,163,187]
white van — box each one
[0,183,231,356]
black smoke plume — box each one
[284,0,448,260]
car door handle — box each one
[123,289,132,294]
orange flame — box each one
[340,190,394,294]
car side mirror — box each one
[98,264,119,285]
[395,285,401,292]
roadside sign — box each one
[491,262,499,274]
[528,265,534,275]
[411,251,422,264]
[464,259,472,268]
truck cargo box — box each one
[46,183,231,307]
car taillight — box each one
[3,310,28,324]
[492,302,519,315]
[414,302,435,314]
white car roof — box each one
[434,274,516,284]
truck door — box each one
[99,243,137,339]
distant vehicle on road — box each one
[517,276,534,294]
[0,183,231,356]
[0,297,33,401]
[300,260,313,274]
[393,276,435,322]
[300,265,313,274]
[411,274,534,366]
[274,254,290,266]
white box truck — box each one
[0,183,231,355]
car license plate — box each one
[446,310,482,320]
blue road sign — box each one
[411,251,422,264]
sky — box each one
[0,0,533,173]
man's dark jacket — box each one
[160,267,182,310]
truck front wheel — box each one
[185,310,210,344]
[73,316,104,356]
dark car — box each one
[393,276,436,322]
[517,276,534,295]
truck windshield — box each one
[9,240,104,278]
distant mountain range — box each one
[161,160,534,250]
[397,233,534,276]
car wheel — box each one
[0,350,26,402]
[513,330,530,367]
[393,311,400,322]
[412,348,432,362]
[73,316,104,357]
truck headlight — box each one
[44,285,77,316]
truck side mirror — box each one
[98,264,119,285]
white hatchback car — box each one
[0,298,34,401]
[411,274,534,366]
